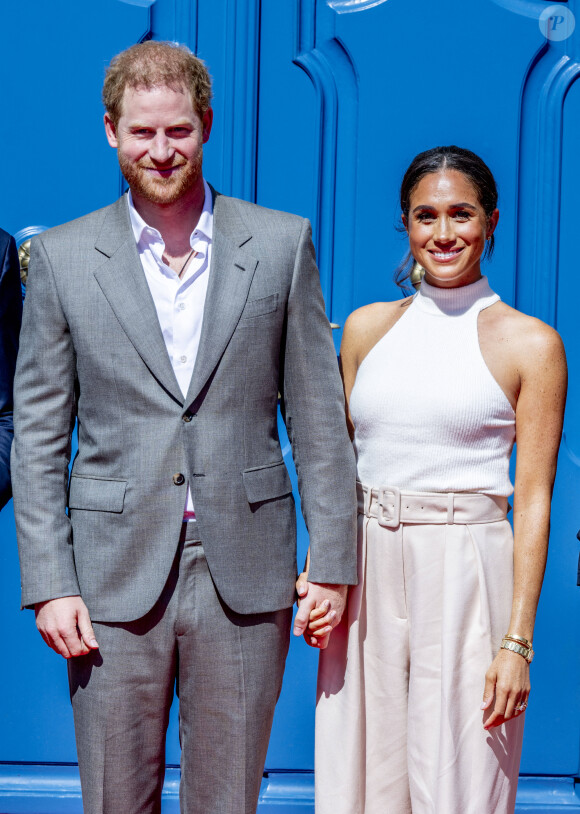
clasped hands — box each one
[292,553,347,649]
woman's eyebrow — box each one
[411,202,478,213]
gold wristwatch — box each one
[501,638,534,664]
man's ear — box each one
[202,108,214,144]
[104,113,118,148]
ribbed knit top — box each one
[350,276,516,496]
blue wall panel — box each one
[0,0,153,233]
[0,0,155,765]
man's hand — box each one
[35,596,99,659]
[293,582,348,650]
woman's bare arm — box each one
[483,317,567,728]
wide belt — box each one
[357,482,508,528]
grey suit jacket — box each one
[12,190,357,621]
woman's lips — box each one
[429,247,464,263]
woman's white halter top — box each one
[349,276,516,497]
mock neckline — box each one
[415,275,498,316]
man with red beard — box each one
[11,41,357,814]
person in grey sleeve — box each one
[11,41,357,814]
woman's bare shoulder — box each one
[483,301,566,374]
[485,301,564,351]
[344,297,413,337]
[342,297,413,366]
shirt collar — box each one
[127,179,214,249]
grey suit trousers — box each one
[68,522,292,814]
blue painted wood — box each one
[516,777,580,811]
[153,0,260,201]
[0,766,578,813]
[150,0,198,53]
[559,73,580,457]
[0,0,153,235]
[516,48,580,324]
[219,0,261,201]
[293,0,359,322]
[510,1,580,778]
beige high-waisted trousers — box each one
[315,485,524,814]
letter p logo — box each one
[540,6,575,41]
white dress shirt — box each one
[127,180,213,518]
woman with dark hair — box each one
[297,146,567,813]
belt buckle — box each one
[377,486,401,528]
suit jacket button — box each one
[173,473,185,485]
[183,412,193,423]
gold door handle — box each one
[17,238,31,287]
[15,226,48,287]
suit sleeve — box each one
[0,234,22,509]
[280,219,358,585]
[11,235,80,607]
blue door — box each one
[0,1,578,811]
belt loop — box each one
[447,492,455,524]
[363,483,372,518]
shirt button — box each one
[178,302,186,311]
[180,355,187,363]
[183,412,193,423]
[173,473,185,485]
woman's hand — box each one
[295,560,343,649]
[481,649,530,729]
[304,600,337,647]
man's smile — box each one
[141,163,185,175]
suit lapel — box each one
[184,191,258,408]
[92,197,184,404]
